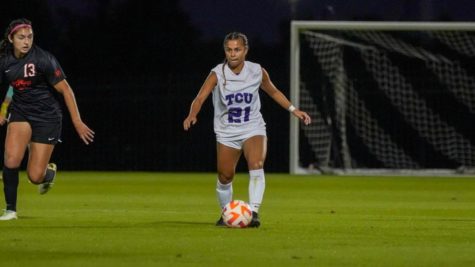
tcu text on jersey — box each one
[226,92,253,123]
[225,92,253,106]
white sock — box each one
[216,179,233,209]
[249,169,265,213]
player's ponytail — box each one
[222,58,227,87]
[0,18,32,58]
[222,32,249,88]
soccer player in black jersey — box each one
[0,18,94,220]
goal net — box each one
[290,21,475,175]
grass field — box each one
[1,172,475,266]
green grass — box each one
[1,172,475,266]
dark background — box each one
[0,0,473,172]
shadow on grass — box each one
[2,220,214,229]
[147,221,212,226]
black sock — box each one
[3,167,19,212]
[43,167,56,183]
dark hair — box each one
[221,32,249,87]
[223,32,249,50]
[0,18,32,57]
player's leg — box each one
[242,135,267,227]
[0,122,31,220]
[27,120,60,194]
[215,142,241,225]
[26,142,55,184]
[27,142,56,194]
[216,142,241,207]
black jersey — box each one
[0,45,65,122]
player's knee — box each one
[27,169,44,184]
[248,160,264,170]
[3,157,22,170]
[218,172,234,184]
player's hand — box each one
[183,116,197,131]
[0,115,7,126]
[73,120,95,145]
[292,110,312,125]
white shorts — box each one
[216,129,267,150]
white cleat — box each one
[39,163,57,195]
[0,210,18,221]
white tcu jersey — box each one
[211,61,266,141]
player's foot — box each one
[248,211,260,228]
[215,217,226,227]
[39,163,57,195]
[0,210,17,221]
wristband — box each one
[288,105,296,112]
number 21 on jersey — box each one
[228,106,251,123]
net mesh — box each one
[299,28,475,172]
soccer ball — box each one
[221,200,253,228]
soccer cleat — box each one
[0,210,18,221]
[215,217,226,227]
[248,211,260,228]
[39,163,57,195]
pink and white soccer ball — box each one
[221,200,253,228]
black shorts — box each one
[8,111,62,145]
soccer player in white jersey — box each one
[183,32,311,227]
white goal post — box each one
[290,21,475,175]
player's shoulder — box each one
[0,48,13,67]
[30,46,62,72]
[31,45,55,60]
[0,54,6,69]
[210,63,225,78]
[245,60,261,68]
[211,63,224,72]
[244,61,262,74]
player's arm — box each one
[260,68,311,125]
[53,79,95,144]
[0,85,13,126]
[183,72,217,131]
